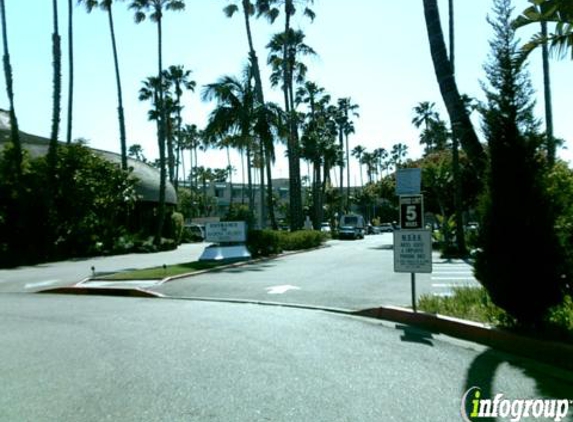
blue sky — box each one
[0,0,570,184]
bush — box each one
[247,230,282,258]
[278,230,325,251]
[170,212,185,245]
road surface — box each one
[1,294,571,422]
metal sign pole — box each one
[411,272,417,313]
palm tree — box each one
[351,145,366,188]
[335,97,359,209]
[0,0,22,179]
[267,28,316,229]
[361,152,377,184]
[164,64,196,188]
[48,0,62,173]
[129,0,185,244]
[202,73,257,216]
[390,143,409,170]
[66,0,74,145]
[513,0,573,59]
[79,0,129,170]
[223,1,279,228]
[412,101,438,131]
[422,0,485,175]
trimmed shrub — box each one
[247,230,282,258]
[170,212,185,245]
[278,230,325,251]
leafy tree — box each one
[333,97,359,209]
[474,0,566,325]
[80,0,129,170]
[390,142,409,169]
[128,143,147,162]
[422,0,486,175]
[129,0,185,245]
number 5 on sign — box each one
[400,195,424,229]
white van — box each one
[338,214,365,240]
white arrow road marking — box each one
[25,279,60,289]
[265,285,301,295]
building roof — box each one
[0,113,176,204]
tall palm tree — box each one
[351,145,366,188]
[335,97,359,209]
[422,0,485,175]
[129,0,185,244]
[259,0,315,230]
[48,0,62,172]
[0,0,22,179]
[66,0,74,144]
[374,147,389,180]
[164,64,196,188]
[79,0,129,170]
[267,28,315,229]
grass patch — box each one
[99,260,229,280]
[419,287,573,343]
[418,286,513,326]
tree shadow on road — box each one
[395,324,435,346]
[462,349,573,421]
[216,262,278,274]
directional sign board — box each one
[393,230,433,273]
[205,221,247,243]
[400,195,424,229]
[395,168,421,195]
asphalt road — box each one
[1,294,572,422]
[153,234,479,310]
[0,243,209,293]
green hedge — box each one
[247,230,325,258]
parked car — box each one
[320,222,331,233]
[183,223,205,242]
[338,225,364,240]
[378,223,394,233]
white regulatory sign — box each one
[393,230,433,273]
[205,221,247,243]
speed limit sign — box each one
[399,195,424,229]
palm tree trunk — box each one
[49,0,62,173]
[541,21,555,165]
[107,6,127,171]
[259,139,266,228]
[246,145,254,213]
[66,0,73,144]
[345,133,350,206]
[0,0,22,178]
[446,0,466,255]
[227,146,234,208]
[422,0,485,175]
[338,130,344,212]
[155,16,167,245]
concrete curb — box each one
[37,286,165,298]
[355,306,573,372]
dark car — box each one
[378,223,394,233]
[339,225,364,240]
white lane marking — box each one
[432,271,473,275]
[431,277,476,281]
[265,285,301,295]
[432,283,477,288]
[25,279,60,289]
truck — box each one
[338,214,366,240]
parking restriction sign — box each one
[400,195,424,229]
